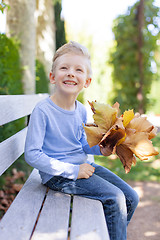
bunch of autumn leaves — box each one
[84,101,159,173]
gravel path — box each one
[127,181,160,240]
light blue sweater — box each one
[25,97,101,184]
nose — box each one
[67,73,74,78]
[67,69,75,78]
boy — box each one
[25,41,139,240]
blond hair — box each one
[51,41,92,78]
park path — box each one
[127,181,160,240]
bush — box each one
[0,34,28,179]
[0,33,23,95]
[0,33,24,140]
[36,59,49,93]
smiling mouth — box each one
[63,81,77,85]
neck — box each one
[50,93,77,111]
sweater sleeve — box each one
[80,107,102,156]
[24,107,79,180]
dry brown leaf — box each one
[116,144,137,173]
[12,184,23,192]
[124,132,159,160]
[84,100,159,173]
[0,190,5,198]
[99,118,126,154]
[1,198,9,207]
[88,101,118,131]
[127,116,154,133]
[83,124,104,148]
[148,126,158,139]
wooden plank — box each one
[0,127,27,176]
[70,196,110,240]
[0,94,49,125]
[32,190,71,240]
[0,169,47,240]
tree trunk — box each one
[6,0,36,94]
[137,0,144,114]
[36,0,56,94]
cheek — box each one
[55,72,64,81]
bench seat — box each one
[0,94,110,240]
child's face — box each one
[50,53,91,97]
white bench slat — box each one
[0,94,48,125]
[0,169,47,240]
[32,190,71,240]
[70,196,110,240]
[0,127,27,175]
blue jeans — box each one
[45,162,139,240]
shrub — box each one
[36,59,49,93]
[0,33,23,95]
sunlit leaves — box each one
[84,101,159,173]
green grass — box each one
[95,132,160,182]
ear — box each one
[49,72,55,84]
[84,78,92,88]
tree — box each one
[36,0,56,94]
[54,0,66,50]
[109,0,160,113]
[6,0,36,94]
[6,0,56,94]
[137,0,144,113]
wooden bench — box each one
[0,94,110,240]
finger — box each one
[88,169,94,176]
[89,165,95,171]
[84,173,90,179]
[87,168,94,174]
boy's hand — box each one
[100,145,112,156]
[77,163,95,179]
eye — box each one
[60,66,67,70]
[76,68,83,72]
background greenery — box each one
[35,59,49,93]
[0,34,23,95]
[0,0,160,185]
[109,0,160,113]
[0,33,25,144]
[54,0,66,50]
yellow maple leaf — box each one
[122,109,134,127]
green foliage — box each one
[95,131,160,182]
[0,33,23,94]
[0,0,9,13]
[0,32,24,143]
[0,34,26,176]
[77,91,85,104]
[0,118,25,143]
[109,0,160,113]
[54,0,66,50]
[36,59,49,93]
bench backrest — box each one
[0,94,49,176]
